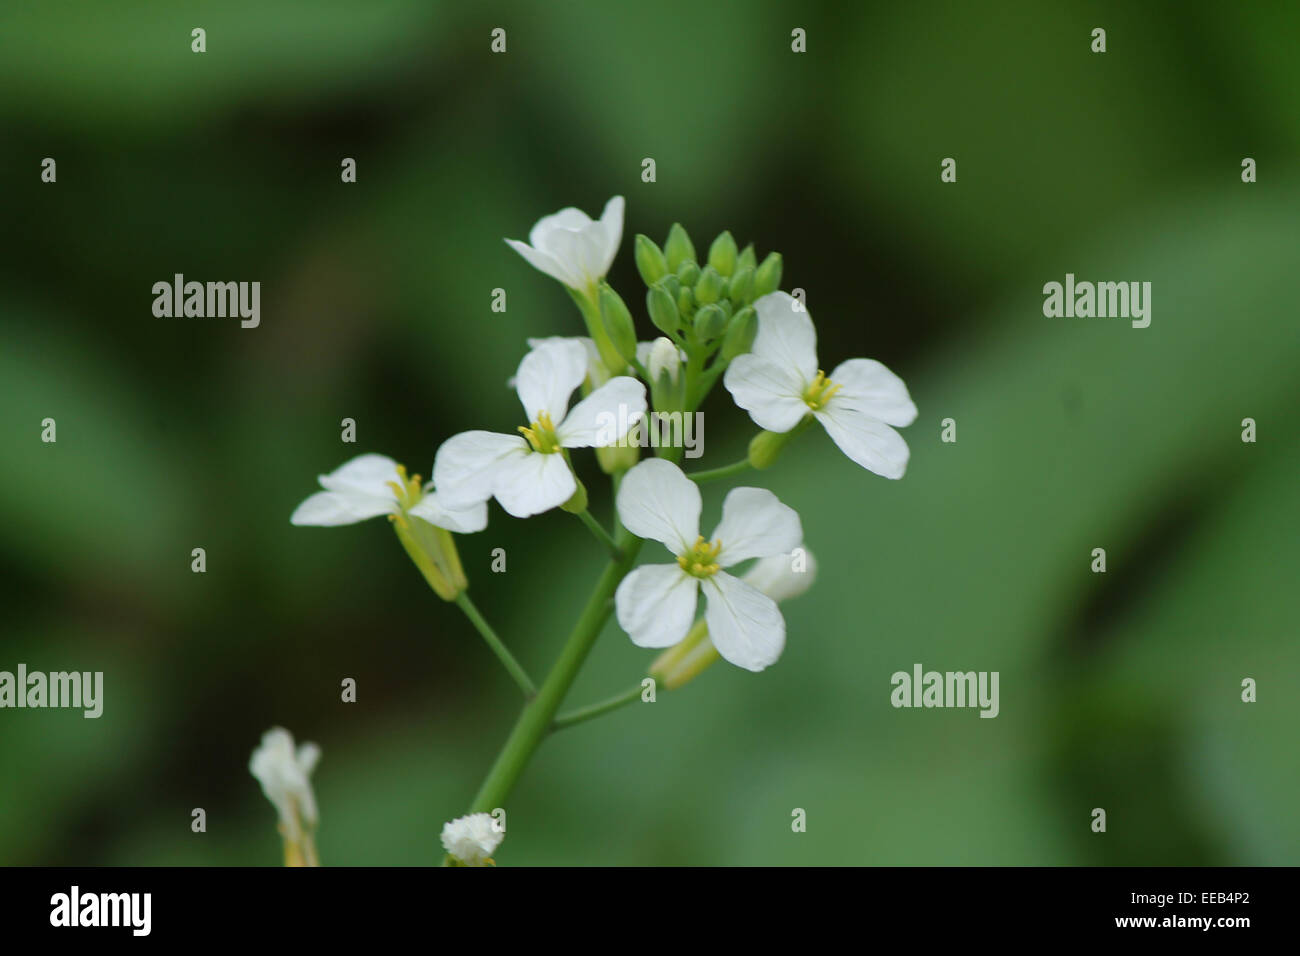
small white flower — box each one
[505,196,625,295]
[290,452,487,532]
[441,812,504,866]
[614,459,802,672]
[723,292,918,479]
[435,339,646,518]
[249,727,320,843]
[646,336,681,385]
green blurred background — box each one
[2,0,1297,865]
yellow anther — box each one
[518,410,561,453]
[802,369,843,410]
[385,463,424,512]
[677,535,724,579]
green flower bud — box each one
[754,252,783,297]
[599,284,637,362]
[737,243,757,272]
[634,234,669,286]
[560,477,588,514]
[664,223,696,272]
[728,265,754,305]
[596,443,639,474]
[676,260,700,288]
[646,286,681,336]
[721,305,757,359]
[694,265,723,305]
[707,230,738,276]
[659,274,681,300]
[676,286,695,317]
[747,427,800,470]
[693,302,727,340]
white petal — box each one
[543,226,607,290]
[514,338,589,423]
[723,354,811,433]
[741,549,818,603]
[829,358,917,427]
[433,431,529,507]
[703,572,786,672]
[615,564,698,648]
[815,404,911,479]
[296,742,321,777]
[290,490,394,526]
[558,376,646,447]
[408,490,489,534]
[529,206,594,249]
[527,336,606,386]
[492,451,576,518]
[710,487,802,567]
[317,453,401,498]
[595,195,625,277]
[751,292,818,380]
[615,458,701,554]
[504,238,580,289]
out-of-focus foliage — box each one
[0,0,1295,865]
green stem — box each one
[553,683,645,731]
[575,508,622,560]
[686,458,752,484]
[462,528,643,818]
[454,592,537,698]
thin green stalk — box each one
[454,592,537,698]
[553,683,644,731]
[464,529,641,816]
[575,508,622,560]
[686,458,752,484]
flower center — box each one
[802,369,842,411]
[384,464,424,519]
[677,535,723,579]
[518,410,562,454]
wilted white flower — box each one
[434,339,646,518]
[505,196,624,296]
[250,727,321,865]
[441,812,504,866]
[724,292,917,479]
[614,459,802,672]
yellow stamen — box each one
[677,535,724,579]
[518,410,562,454]
[802,369,843,410]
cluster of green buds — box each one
[627,224,783,411]
[638,226,780,358]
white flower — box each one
[441,812,504,866]
[646,336,681,385]
[434,339,646,518]
[614,459,802,672]
[505,196,625,295]
[290,453,487,532]
[723,292,918,479]
[249,727,320,843]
